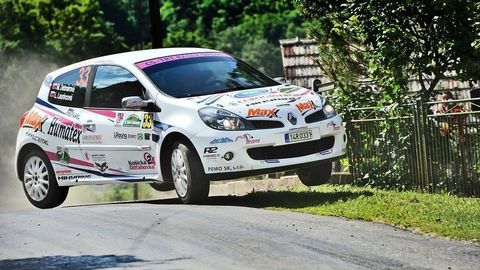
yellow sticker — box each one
[142,113,153,129]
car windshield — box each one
[136,52,279,98]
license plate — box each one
[284,130,313,143]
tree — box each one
[149,0,163,48]
[298,0,480,102]
[159,0,307,76]
[0,0,128,65]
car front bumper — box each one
[192,115,347,176]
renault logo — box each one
[288,113,297,125]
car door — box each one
[79,65,159,180]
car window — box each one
[137,53,279,98]
[48,66,91,107]
[90,65,146,109]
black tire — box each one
[170,142,210,203]
[149,182,175,191]
[21,149,69,209]
[297,162,333,186]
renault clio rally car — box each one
[15,48,347,208]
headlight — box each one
[199,107,252,130]
[323,102,337,119]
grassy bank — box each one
[244,185,480,242]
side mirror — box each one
[273,77,288,84]
[121,96,154,110]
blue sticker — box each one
[233,89,269,98]
[210,137,233,144]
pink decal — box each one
[36,107,81,128]
[87,109,116,119]
[45,151,56,161]
[108,167,126,174]
[46,151,94,168]
[136,52,229,69]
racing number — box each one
[76,66,91,87]
[142,113,153,129]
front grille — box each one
[247,136,335,160]
[305,110,326,123]
[250,120,284,129]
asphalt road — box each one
[0,197,478,270]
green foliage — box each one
[0,0,128,66]
[245,185,480,241]
[299,0,480,103]
[103,184,152,202]
[1,0,306,76]
[159,0,307,76]
[298,0,479,194]
[98,0,150,47]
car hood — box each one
[186,85,325,120]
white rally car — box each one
[15,48,347,208]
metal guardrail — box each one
[345,97,480,196]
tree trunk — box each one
[148,0,162,48]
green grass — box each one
[243,185,480,242]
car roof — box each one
[50,47,220,77]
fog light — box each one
[223,152,234,161]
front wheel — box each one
[22,150,69,209]
[297,162,332,186]
[170,142,210,203]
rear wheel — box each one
[170,142,210,203]
[22,150,69,209]
[297,162,332,186]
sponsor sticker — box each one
[204,147,218,154]
[235,134,260,144]
[278,86,301,93]
[92,154,108,173]
[207,165,245,172]
[203,153,221,160]
[82,134,102,144]
[123,114,142,127]
[246,108,279,118]
[26,131,48,145]
[65,108,80,120]
[57,174,91,181]
[113,132,138,140]
[265,159,280,164]
[56,147,70,164]
[128,152,156,170]
[23,111,47,132]
[115,112,125,126]
[295,100,319,115]
[327,120,341,131]
[210,137,233,144]
[46,117,83,144]
[55,169,72,175]
[233,89,269,98]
